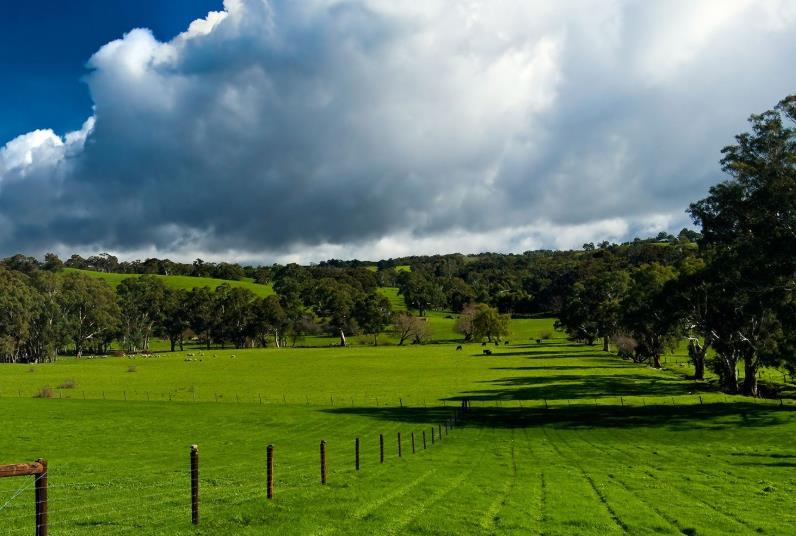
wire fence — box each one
[0,404,468,535]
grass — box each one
[62,268,274,297]
[1,320,794,534]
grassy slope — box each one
[63,268,274,297]
[1,323,794,535]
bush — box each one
[58,379,77,389]
[34,387,54,398]
[539,330,553,340]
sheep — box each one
[456,345,463,351]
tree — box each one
[393,313,427,345]
[396,271,444,316]
[308,278,359,346]
[186,287,214,349]
[619,263,680,368]
[61,272,119,358]
[688,94,796,395]
[354,292,393,345]
[455,303,509,342]
[42,253,64,272]
[117,276,166,353]
[28,271,68,362]
[159,288,190,352]
[0,267,37,362]
[213,285,256,349]
[250,295,287,347]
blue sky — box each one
[0,0,222,142]
[0,1,794,264]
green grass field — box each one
[63,268,275,297]
[1,320,794,535]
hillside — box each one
[64,268,275,297]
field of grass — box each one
[63,268,274,297]
[1,319,794,535]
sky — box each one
[1,0,795,265]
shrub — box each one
[58,379,77,389]
[539,330,553,340]
[34,387,54,398]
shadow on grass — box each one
[454,373,705,400]
[322,402,793,431]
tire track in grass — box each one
[479,433,517,532]
[574,427,754,533]
[350,469,438,520]
[543,427,628,534]
[384,427,489,534]
[384,469,471,535]
[561,429,685,534]
[518,424,546,533]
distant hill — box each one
[63,268,274,297]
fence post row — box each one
[267,444,274,499]
[190,445,199,525]
[0,459,48,536]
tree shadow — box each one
[322,403,794,431]
[452,373,700,400]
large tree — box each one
[61,272,119,358]
[688,95,796,395]
[117,276,167,353]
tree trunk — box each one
[170,338,176,352]
[373,333,378,346]
[602,336,609,352]
[741,358,759,397]
[652,353,661,368]
[339,329,347,347]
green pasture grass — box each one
[1,331,794,534]
[62,268,274,297]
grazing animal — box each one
[481,342,487,346]
[483,349,492,356]
[495,341,499,347]
[456,345,463,351]
[536,339,542,344]
[505,341,509,345]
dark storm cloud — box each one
[1,0,795,262]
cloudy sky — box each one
[1,0,795,264]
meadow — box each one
[1,319,794,535]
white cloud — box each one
[0,0,795,262]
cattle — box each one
[495,341,499,347]
[483,349,492,356]
[536,339,542,344]
[456,345,463,351]
[481,342,487,346]
[504,340,510,345]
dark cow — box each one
[483,349,492,356]
[456,345,463,351]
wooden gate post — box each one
[355,438,360,471]
[320,441,327,485]
[431,427,435,445]
[397,433,402,458]
[379,434,384,463]
[189,445,199,525]
[267,444,274,499]
[35,459,48,536]
[422,430,427,449]
[411,432,416,454]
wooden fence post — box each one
[398,432,402,458]
[320,440,327,485]
[423,430,427,449]
[438,424,442,440]
[431,427,435,445]
[267,444,274,499]
[379,434,384,463]
[411,432,416,454]
[35,459,48,536]
[190,445,199,525]
[355,438,360,471]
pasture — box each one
[0,321,794,535]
